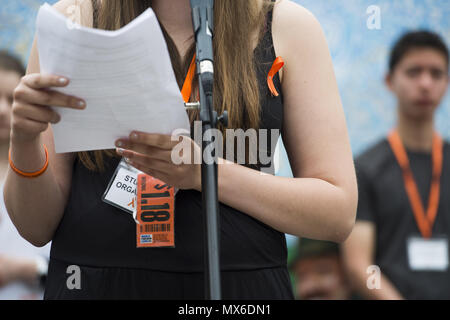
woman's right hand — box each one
[11,73,86,144]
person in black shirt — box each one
[342,31,450,300]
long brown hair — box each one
[78,0,273,172]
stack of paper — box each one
[36,3,190,153]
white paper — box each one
[36,3,190,153]
[407,237,449,271]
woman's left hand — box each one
[115,131,202,192]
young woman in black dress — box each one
[4,0,357,299]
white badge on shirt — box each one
[407,236,449,271]
[102,158,178,221]
[102,158,139,216]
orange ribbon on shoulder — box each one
[267,56,284,97]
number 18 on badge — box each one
[136,174,175,248]
[102,158,176,248]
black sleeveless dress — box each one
[44,3,294,300]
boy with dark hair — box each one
[342,30,450,299]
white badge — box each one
[102,158,178,221]
[102,159,139,216]
[407,236,449,271]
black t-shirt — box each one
[355,138,450,299]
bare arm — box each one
[3,0,93,247]
[341,222,404,299]
[105,0,357,243]
[216,1,358,242]
[0,255,43,287]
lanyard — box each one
[181,54,197,103]
[387,129,443,239]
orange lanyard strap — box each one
[267,56,284,97]
[181,54,197,103]
[388,129,443,238]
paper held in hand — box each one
[36,3,190,153]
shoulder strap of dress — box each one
[91,0,99,29]
[267,0,275,28]
[257,0,276,60]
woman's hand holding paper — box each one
[11,74,86,144]
[115,132,202,192]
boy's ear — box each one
[385,72,393,92]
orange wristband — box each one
[9,145,49,178]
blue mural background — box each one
[276,0,450,180]
[1,1,449,247]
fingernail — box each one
[58,77,68,85]
[77,100,86,108]
[131,133,139,140]
[116,148,124,155]
[116,140,123,147]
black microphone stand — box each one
[189,0,228,300]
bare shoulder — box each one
[52,0,94,27]
[272,0,319,25]
[272,0,322,35]
[28,0,95,74]
[272,0,327,60]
